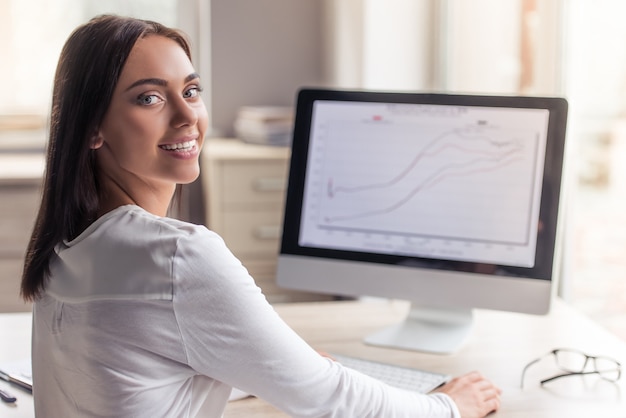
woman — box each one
[21,14,500,417]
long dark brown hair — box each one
[21,15,192,301]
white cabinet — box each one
[201,139,333,303]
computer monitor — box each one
[276,88,568,354]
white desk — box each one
[2,299,625,417]
[0,313,32,418]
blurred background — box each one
[1,0,625,339]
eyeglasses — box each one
[521,348,621,388]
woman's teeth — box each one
[160,139,196,151]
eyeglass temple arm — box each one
[540,370,605,385]
[520,357,543,388]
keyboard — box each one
[332,353,450,394]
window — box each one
[0,0,179,151]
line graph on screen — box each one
[311,121,540,245]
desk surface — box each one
[2,299,625,418]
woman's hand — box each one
[434,371,501,418]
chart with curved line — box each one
[299,101,549,267]
[316,123,537,245]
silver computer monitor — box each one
[277,88,568,354]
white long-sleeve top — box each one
[32,205,460,417]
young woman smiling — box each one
[21,15,500,418]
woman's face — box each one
[93,34,208,199]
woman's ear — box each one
[90,131,104,149]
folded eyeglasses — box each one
[521,348,621,388]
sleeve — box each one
[171,228,460,418]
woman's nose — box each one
[171,96,199,128]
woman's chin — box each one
[177,170,200,185]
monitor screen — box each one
[277,89,568,353]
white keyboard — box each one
[332,353,450,394]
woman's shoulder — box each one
[48,206,206,301]
[103,204,215,238]
[48,205,229,302]
[64,204,223,254]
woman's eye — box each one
[137,94,161,106]
[183,86,203,99]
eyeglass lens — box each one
[554,349,588,372]
[554,349,620,381]
[595,356,621,381]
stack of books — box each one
[234,106,294,147]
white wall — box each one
[208,0,326,137]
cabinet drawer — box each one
[220,160,288,206]
[221,210,283,256]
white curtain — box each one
[323,0,563,95]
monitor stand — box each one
[364,303,474,354]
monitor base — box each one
[364,304,474,354]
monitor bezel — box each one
[280,88,568,284]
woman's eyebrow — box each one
[125,73,200,91]
[125,78,167,91]
[185,72,200,83]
